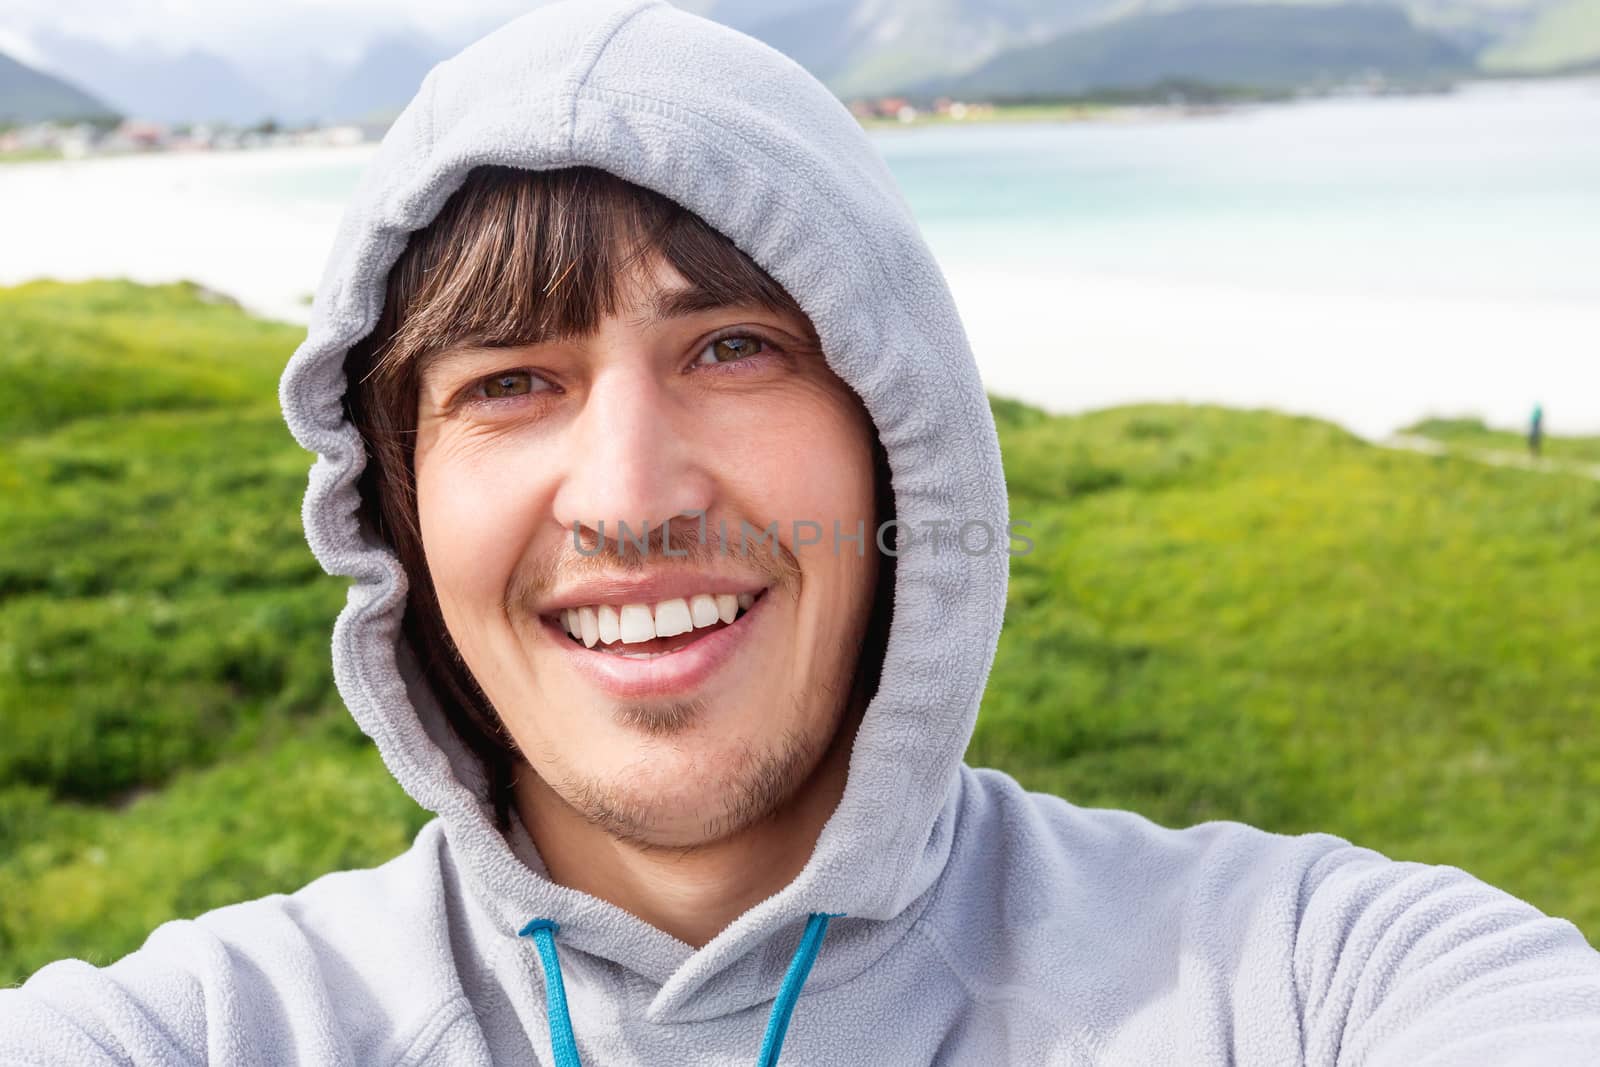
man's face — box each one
[413,252,880,849]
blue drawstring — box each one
[755,911,842,1067]
[519,911,842,1067]
[519,919,582,1067]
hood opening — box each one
[339,161,891,833]
[280,0,1007,1027]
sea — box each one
[4,76,1597,438]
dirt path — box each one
[1378,434,1600,481]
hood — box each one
[277,0,1008,1035]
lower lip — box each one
[541,594,769,700]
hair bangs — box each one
[362,165,812,395]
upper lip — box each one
[533,572,771,617]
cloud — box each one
[4,0,578,67]
[0,26,54,69]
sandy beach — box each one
[942,263,1599,438]
[0,145,363,327]
[3,115,1596,439]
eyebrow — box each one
[629,283,753,329]
[417,283,766,381]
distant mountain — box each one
[1394,0,1559,55]
[21,27,447,127]
[739,0,858,82]
[740,0,1115,97]
[321,32,449,125]
[0,50,118,124]
[1480,0,1600,71]
[707,0,843,30]
[733,0,1578,96]
[238,51,346,128]
[29,30,279,126]
[911,4,1472,97]
[5,0,1586,129]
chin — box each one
[553,713,827,848]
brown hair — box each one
[342,165,894,829]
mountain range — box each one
[4,27,448,128]
[0,50,117,125]
[912,5,1473,99]
[724,0,1587,95]
[2,0,1594,127]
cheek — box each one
[714,385,877,528]
[748,394,880,602]
[414,442,536,619]
[795,408,878,532]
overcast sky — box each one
[1,0,716,70]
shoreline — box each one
[11,74,1596,164]
[9,265,1595,442]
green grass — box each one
[0,716,430,973]
[1404,415,1600,465]
[0,148,65,164]
[2,279,1597,986]
[0,279,431,982]
[985,402,1600,940]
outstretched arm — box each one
[1295,848,1600,1066]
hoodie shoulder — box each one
[919,766,1600,1063]
[0,820,492,1066]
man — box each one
[5,1,1599,1063]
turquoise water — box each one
[875,78,1600,303]
[7,76,1593,434]
[207,77,1600,305]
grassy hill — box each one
[986,396,1599,939]
[0,280,429,979]
[2,280,1596,985]
[1404,415,1600,464]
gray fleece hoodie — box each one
[5,1,1600,1064]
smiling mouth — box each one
[542,589,767,659]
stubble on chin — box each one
[553,704,829,853]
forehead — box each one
[615,251,691,315]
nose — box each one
[551,365,715,554]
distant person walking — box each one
[1529,403,1544,459]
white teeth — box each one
[653,598,693,638]
[559,589,763,647]
[689,593,720,628]
[619,603,655,644]
[596,604,620,645]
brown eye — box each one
[481,371,537,398]
[695,335,769,366]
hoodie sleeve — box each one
[1,931,221,1066]
[0,914,384,1066]
[1294,846,1600,1066]
[0,916,485,1067]
[0,827,487,1066]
